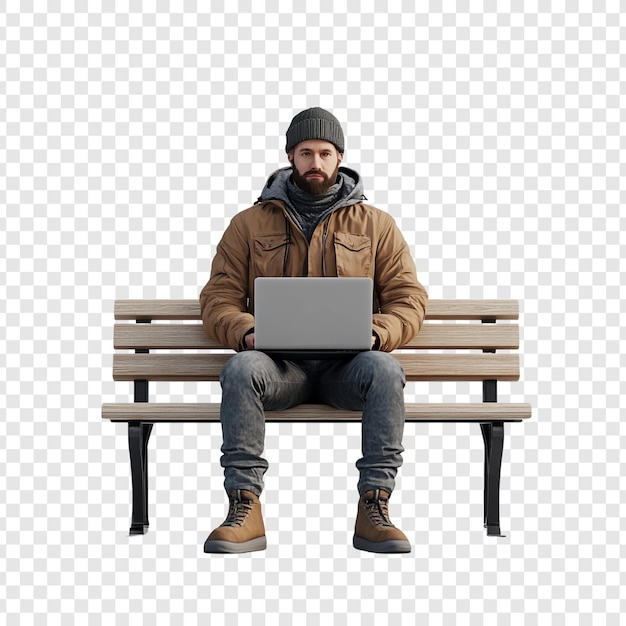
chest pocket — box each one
[333,232,372,277]
[253,234,290,277]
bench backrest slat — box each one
[113,353,520,382]
[113,299,519,321]
[114,323,519,351]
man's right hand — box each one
[244,333,255,350]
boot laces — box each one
[222,490,253,527]
[363,489,394,528]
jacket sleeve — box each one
[199,215,254,351]
[372,214,428,352]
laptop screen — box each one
[254,277,373,353]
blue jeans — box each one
[218,350,406,497]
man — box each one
[199,107,428,554]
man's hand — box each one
[244,333,255,350]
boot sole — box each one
[204,536,267,554]
[353,535,411,554]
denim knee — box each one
[219,351,271,389]
[353,351,406,388]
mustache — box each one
[304,170,327,178]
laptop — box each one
[254,277,373,359]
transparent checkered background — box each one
[1,2,624,624]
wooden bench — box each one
[102,299,532,538]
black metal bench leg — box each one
[480,423,491,528]
[481,422,505,537]
[129,421,153,535]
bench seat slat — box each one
[114,299,519,321]
[112,353,520,382]
[114,323,520,351]
[102,402,532,422]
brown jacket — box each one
[200,174,428,352]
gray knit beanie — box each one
[285,107,345,154]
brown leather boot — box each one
[353,489,411,553]
[204,489,267,554]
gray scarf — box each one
[285,175,344,242]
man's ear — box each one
[338,152,343,164]
[287,151,294,164]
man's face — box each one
[288,140,343,195]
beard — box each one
[290,160,341,195]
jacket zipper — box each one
[321,216,331,277]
